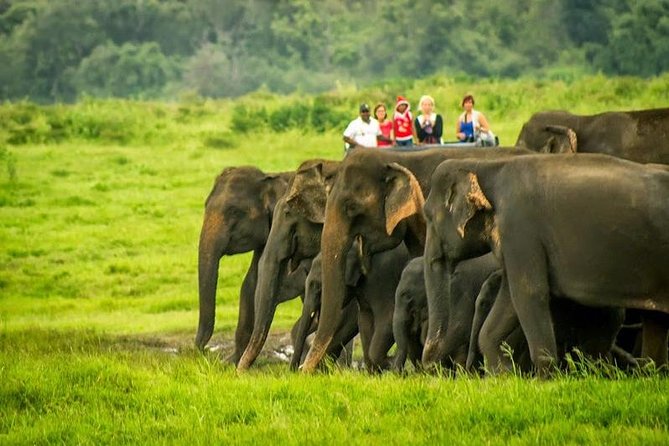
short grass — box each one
[1,75,669,444]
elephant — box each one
[393,257,428,371]
[424,153,669,374]
[393,254,499,371]
[301,146,537,373]
[293,242,409,372]
[515,108,669,163]
[236,159,342,371]
[466,270,631,372]
[196,166,309,364]
[291,251,360,371]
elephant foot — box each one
[421,338,446,368]
[226,350,242,366]
[301,337,333,373]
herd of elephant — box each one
[195,107,669,376]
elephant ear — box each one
[446,171,492,238]
[261,174,289,214]
[543,125,577,153]
[384,162,425,236]
[285,163,328,224]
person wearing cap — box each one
[343,103,390,150]
[393,96,415,146]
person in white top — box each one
[343,103,390,150]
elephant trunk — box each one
[195,212,228,350]
[301,209,352,372]
[236,247,285,371]
[291,277,321,370]
[421,227,451,367]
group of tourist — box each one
[342,94,496,150]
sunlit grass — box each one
[1,76,669,443]
[1,330,668,445]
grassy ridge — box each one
[2,75,669,443]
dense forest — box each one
[1,0,668,102]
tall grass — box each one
[1,75,669,443]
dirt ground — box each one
[111,330,360,369]
[112,330,310,366]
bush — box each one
[268,102,311,132]
[311,96,350,132]
[230,104,255,133]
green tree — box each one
[11,0,106,101]
[72,41,179,98]
[594,0,669,76]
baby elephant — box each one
[393,257,428,371]
[293,243,409,372]
[394,253,499,371]
[467,271,634,373]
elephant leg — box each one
[422,233,451,367]
[479,277,520,374]
[367,307,395,372]
[392,300,411,372]
[357,305,374,370]
[506,324,531,372]
[501,239,557,376]
[337,338,355,367]
[466,271,502,372]
[331,301,359,367]
[407,334,424,371]
[290,314,304,348]
[641,312,669,367]
[230,251,261,364]
[610,344,639,369]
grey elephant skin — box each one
[393,257,428,371]
[301,147,539,372]
[425,153,669,374]
[197,166,307,364]
[393,254,498,371]
[466,270,629,372]
[291,251,360,371]
[515,108,669,163]
[294,243,409,372]
[236,160,343,371]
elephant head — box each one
[515,111,578,154]
[424,166,496,261]
[301,154,426,373]
[196,166,290,355]
[541,125,578,154]
[421,163,498,367]
[236,159,340,371]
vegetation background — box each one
[2,0,669,443]
[1,0,669,102]
[2,75,669,443]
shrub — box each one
[311,96,350,132]
[231,104,255,133]
[267,102,312,133]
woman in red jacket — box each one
[393,96,415,146]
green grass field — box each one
[2,76,669,444]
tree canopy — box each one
[0,0,667,102]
